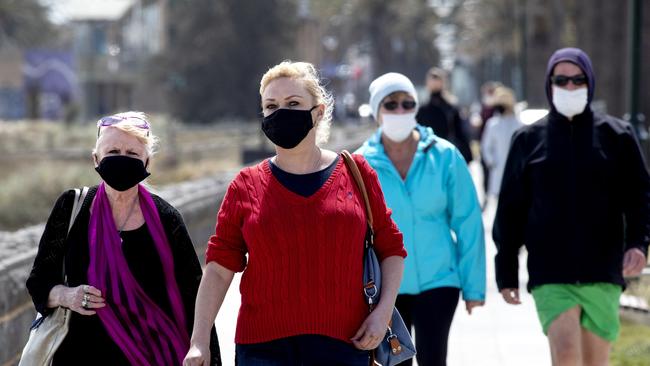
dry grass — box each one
[611,320,650,366]
[611,276,650,364]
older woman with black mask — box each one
[25,112,220,365]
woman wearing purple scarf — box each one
[26,112,221,365]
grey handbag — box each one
[341,151,416,366]
[19,186,89,366]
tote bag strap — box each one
[68,187,88,233]
[62,186,89,284]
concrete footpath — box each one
[446,199,551,366]
[214,162,552,365]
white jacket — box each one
[481,114,523,196]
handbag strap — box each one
[341,150,380,304]
[341,150,373,229]
[341,153,402,361]
[62,186,89,284]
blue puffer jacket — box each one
[356,125,486,300]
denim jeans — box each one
[235,334,370,366]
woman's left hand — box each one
[351,307,391,350]
[465,300,485,315]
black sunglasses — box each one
[383,100,417,111]
[550,74,588,87]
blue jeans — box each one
[235,334,370,366]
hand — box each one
[351,308,391,351]
[59,284,105,315]
[623,248,647,277]
[500,288,521,305]
[183,343,210,366]
[465,300,485,315]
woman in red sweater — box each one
[183,61,407,366]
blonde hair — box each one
[493,86,517,113]
[94,111,159,157]
[260,61,334,146]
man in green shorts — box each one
[493,47,649,366]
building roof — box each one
[56,0,135,22]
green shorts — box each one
[531,282,622,342]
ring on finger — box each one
[83,293,89,302]
[81,299,89,308]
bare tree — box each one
[0,0,57,48]
[156,0,298,123]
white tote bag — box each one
[19,187,88,366]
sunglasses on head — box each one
[383,100,417,111]
[550,74,587,87]
[97,115,150,137]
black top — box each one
[416,92,472,162]
[120,224,172,315]
[26,186,221,366]
[493,109,650,291]
[270,156,340,197]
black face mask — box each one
[95,155,150,191]
[494,105,506,114]
[261,106,317,149]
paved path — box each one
[214,162,552,366]
[446,198,550,366]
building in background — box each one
[64,0,168,120]
[0,46,25,119]
[0,0,168,121]
[24,50,77,120]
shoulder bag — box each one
[19,186,89,366]
[340,151,416,366]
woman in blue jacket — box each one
[356,73,486,366]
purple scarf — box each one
[88,183,189,365]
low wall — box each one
[0,125,371,366]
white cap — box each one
[368,72,418,119]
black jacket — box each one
[26,186,221,365]
[493,109,650,291]
[416,92,472,162]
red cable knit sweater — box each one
[206,154,406,344]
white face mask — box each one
[381,112,417,142]
[552,86,588,118]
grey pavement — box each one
[446,198,550,366]
[214,161,551,366]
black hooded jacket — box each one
[416,92,473,162]
[493,48,650,291]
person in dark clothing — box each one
[415,67,473,162]
[25,112,221,366]
[479,81,503,138]
[493,48,650,366]
[478,81,503,202]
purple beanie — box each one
[545,47,595,106]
